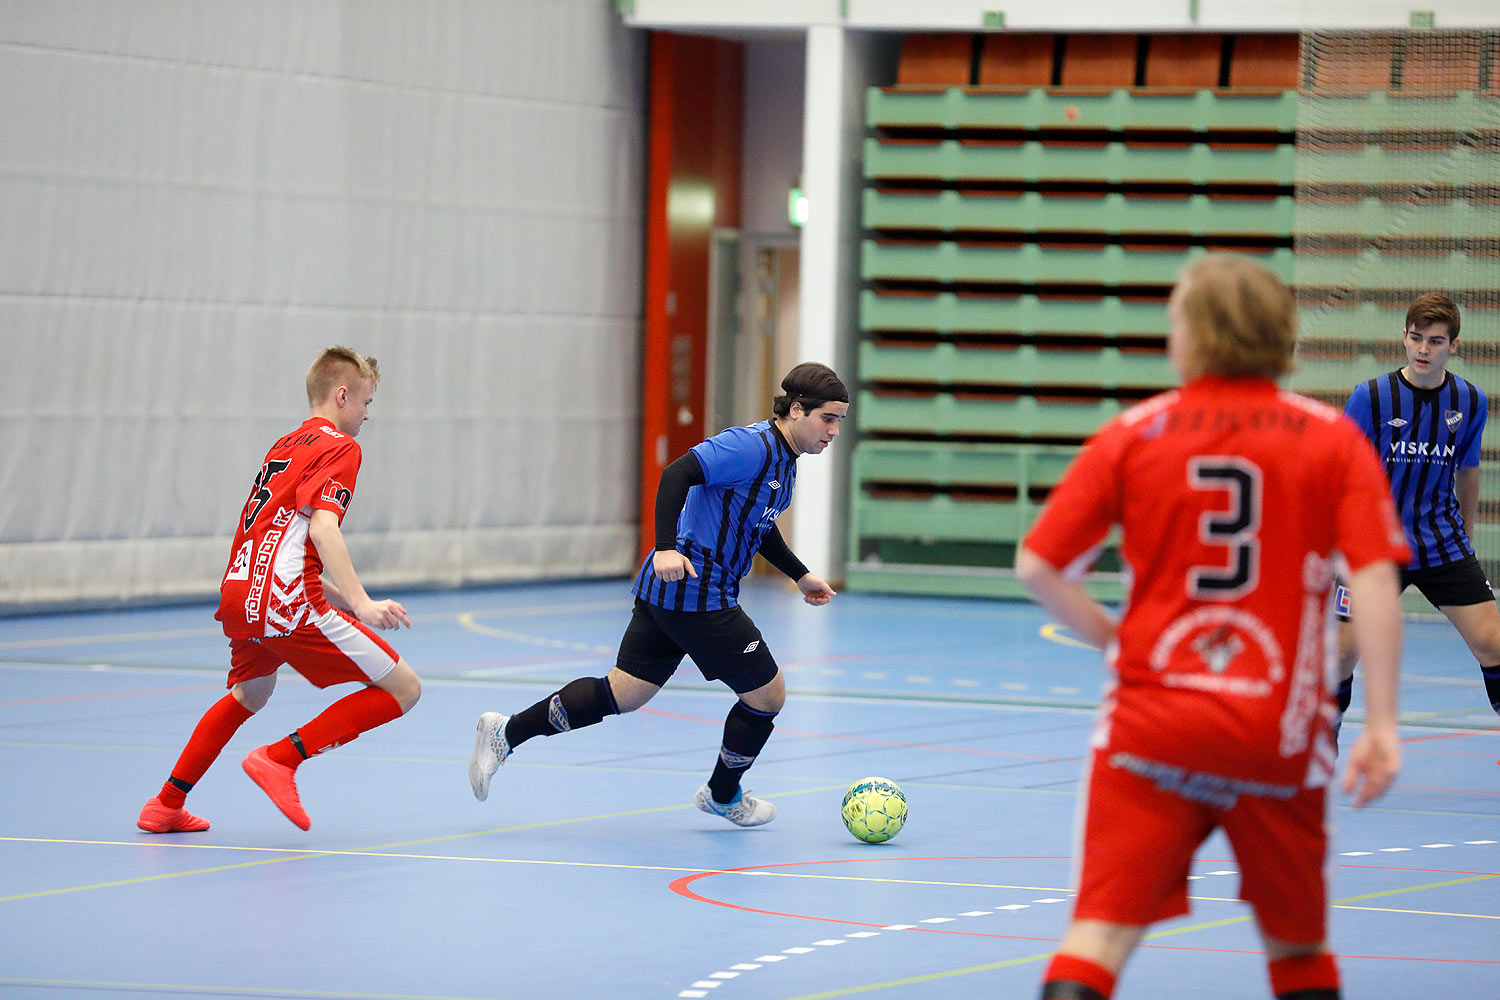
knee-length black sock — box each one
[707,701,777,804]
[505,677,618,749]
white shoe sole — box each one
[469,712,508,801]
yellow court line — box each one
[0,853,320,902]
[0,783,852,904]
[0,978,494,1000]
[0,626,222,650]
[0,836,1079,899]
[1039,623,1099,652]
[1338,903,1500,919]
[1336,872,1498,904]
[0,600,619,652]
[784,950,1059,1000]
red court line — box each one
[637,706,1065,761]
[1381,783,1500,797]
[669,855,1062,944]
[1337,864,1500,876]
[672,857,1500,964]
[1403,730,1499,745]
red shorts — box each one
[227,608,399,690]
[1072,748,1329,944]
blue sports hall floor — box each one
[1,577,1496,999]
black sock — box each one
[1041,983,1108,1000]
[505,677,618,749]
[1335,676,1354,714]
[707,701,777,803]
[1481,664,1500,714]
[1276,991,1338,1000]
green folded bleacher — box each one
[850,79,1500,602]
[862,242,1293,286]
[860,341,1177,391]
[864,137,1296,184]
[868,87,1300,132]
[866,189,1295,236]
[861,291,1168,337]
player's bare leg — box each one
[244,659,416,830]
[137,673,279,833]
[1038,919,1144,999]
[1330,620,1360,743]
[1260,927,1339,999]
[1439,600,1500,716]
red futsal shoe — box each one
[242,746,311,830]
[137,797,211,833]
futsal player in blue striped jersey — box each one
[1335,292,1500,733]
[468,363,849,824]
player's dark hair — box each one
[773,362,848,417]
[1405,291,1460,340]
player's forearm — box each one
[1456,468,1480,539]
[757,524,811,582]
[320,579,354,612]
[308,513,372,610]
[1016,546,1116,650]
[654,453,705,550]
[1347,560,1402,727]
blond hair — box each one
[306,346,380,407]
[1172,255,1296,379]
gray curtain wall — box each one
[0,0,647,606]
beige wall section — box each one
[627,0,1500,30]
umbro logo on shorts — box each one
[742,640,760,654]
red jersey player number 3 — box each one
[1017,256,1407,1000]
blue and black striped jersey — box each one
[1344,370,1487,570]
[632,420,799,611]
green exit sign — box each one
[983,11,1005,28]
[1410,10,1435,27]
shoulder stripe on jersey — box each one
[1410,389,1443,568]
[673,542,691,612]
[723,431,776,587]
[712,480,739,609]
[1441,378,1476,561]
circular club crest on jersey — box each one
[1148,606,1282,698]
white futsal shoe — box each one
[469,712,511,801]
[695,784,776,827]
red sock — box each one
[1268,953,1338,997]
[158,694,256,808]
[1043,954,1117,999]
[267,688,403,768]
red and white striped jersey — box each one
[216,417,361,638]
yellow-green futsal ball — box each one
[841,776,907,844]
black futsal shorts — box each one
[1335,553,1495,621]
[614,598,779,694]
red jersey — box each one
[216,417,361,638]
[1025,377,1408,789]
